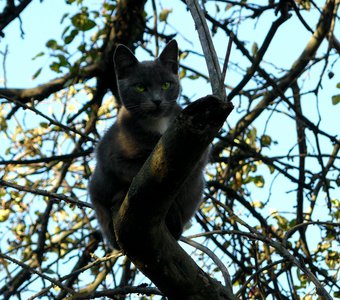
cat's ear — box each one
[158,40,179,74]
[114,44,138,78]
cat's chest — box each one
[141,116,171,134]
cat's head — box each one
[113,40,180,118]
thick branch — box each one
[0,63,99,103]
[115,96,235,300]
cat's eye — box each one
[135,83,146,93]
[161,82,171,90]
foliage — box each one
[0,0,339,299]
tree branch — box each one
[0,63,99,103]
[0,0,33,37]
[0,252,75,295]
[115,96,235,299]
[185,0,227,101]
[0,179,92,209]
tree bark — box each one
[115,95,235,300]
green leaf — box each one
[260,135,272,147]
[62,25,70,38]
[61,13,69,24]
[50,62,61,73]
[267,164,275,174]
[32,67,42,80]
[253,175,264,188]
[188,74,200,80]
[71,13,96,31]
[32,52,45,60]
[57,54,69,67]
[332,94,340,105]
[77,43,86,52]
[103,3,116,11]
[0,115,8,131]
[46,39,58,49]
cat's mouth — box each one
[148,108,165,117]
[144,103,165,115]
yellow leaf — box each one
[0,209,10,222]
[159,8,172,22]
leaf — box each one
[71,13,96,31]
[62,25,71,38]
[0,209,10,222]
[103,3,116,11]
[260,135,272,147]
[179,51,188,60]
[60,13,69,24]
[251,42,258,56]
[46,39,58,50]
[188,74,200,80]
[32,52,45,60]
[246,127,257,145]
[250,201,264,208]
[40,122,49,129]
[253,175,264,188]
[332,94,340,105]
[64,29,79,44]
[159,8,173,22]
[179,68,186,79]
[32,67,42,80]
[0,116,8,130]
[50,62,61,73]
[57,54,69,67]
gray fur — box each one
[89,40,208,249]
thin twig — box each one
[210,197,333,300]
[180,237,232,288]
[283,221,340,247]
[0,94,96,143]
[237,259,287,297]
[220,34,234,88]
[0,149,93,165]
[185,0,227,101]
[0,179,93,209]
[29,252,122,300]
[0,252,75,295]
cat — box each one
[89,40,209,249]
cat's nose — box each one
[152,100,162,107]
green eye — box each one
[162,82,171,90]
[135,84,146,93]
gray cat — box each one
[89,40,208,249]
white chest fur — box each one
[141,116,171,134]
